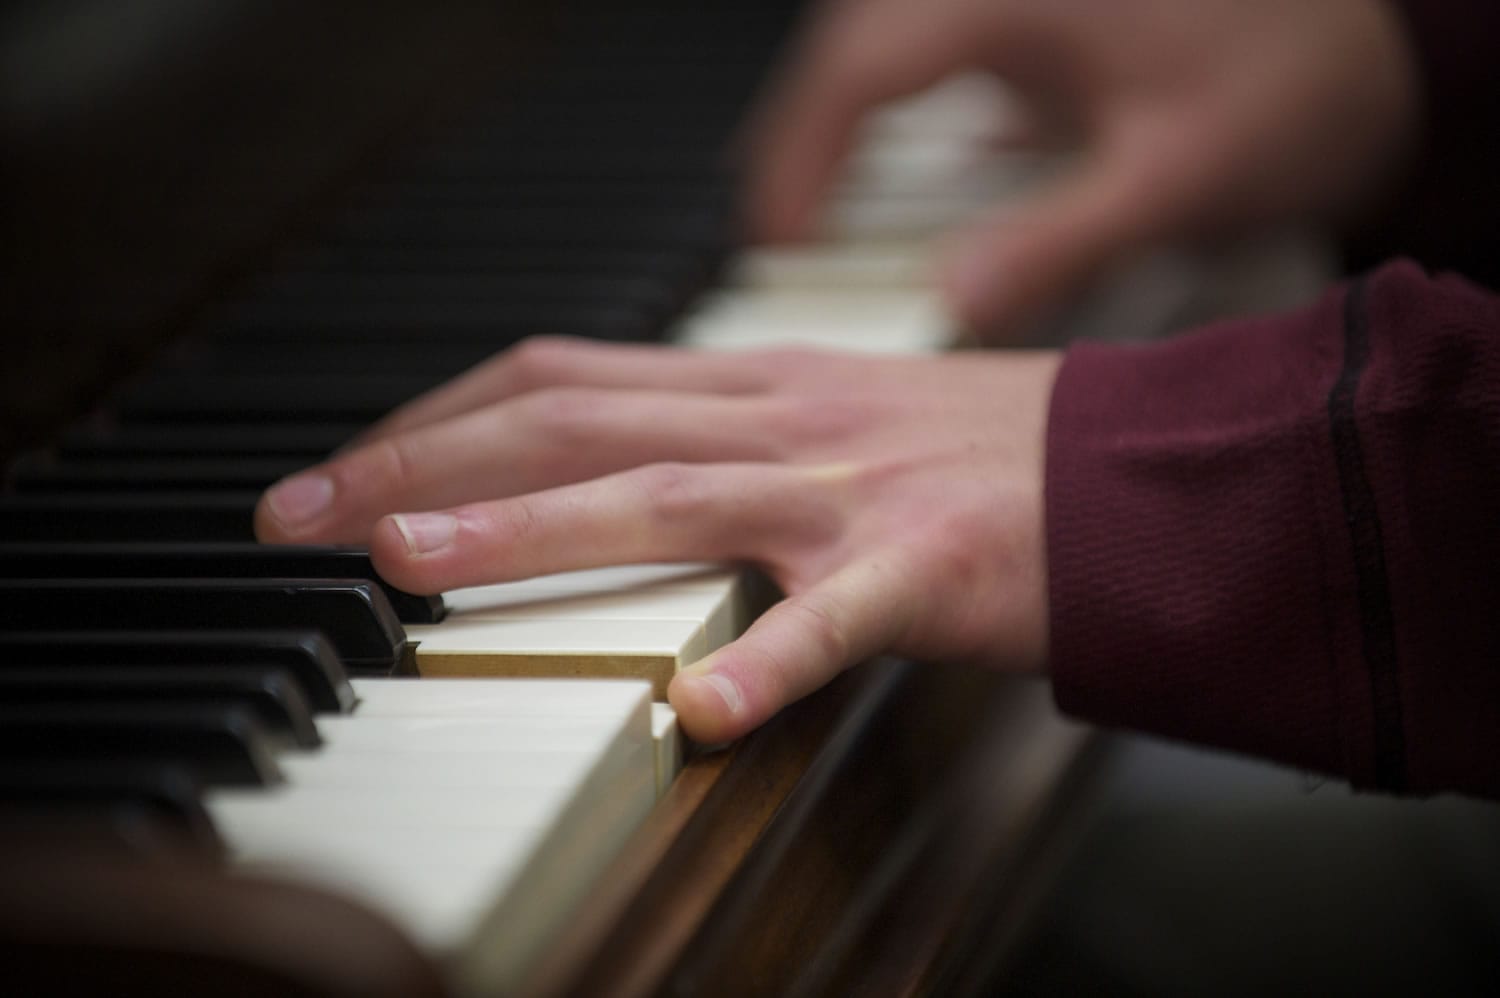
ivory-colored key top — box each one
[442,563,739,604]
[346,679,687,798]
[409,566,764,694]
[444,583,720,623]
[728,245,934,291]
[348,676,663,719]
[407,617,708,698]
[206,680,655,994]
[651,703,682,796]
[676,288,950,354]
[441,585,747,652]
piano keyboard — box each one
[1,0,1316,991]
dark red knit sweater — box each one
[1045,2,1500,799]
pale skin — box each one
[256,1,1417,742]
[256,340,1058,743]
[746,0,1419,334]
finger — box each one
[353,336,772,447]
[744,0,989,242]
[938,147,1159,335]
[668,555,915,742]
[363,462,843,595]
[255,390,787,545]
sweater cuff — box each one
[1045,284,1370,782]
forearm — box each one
[1047,260,1500,798]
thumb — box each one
[667,557,913,743]
[940,152,1161,337]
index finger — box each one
[353,336,772,447]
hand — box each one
[255,337,1060,741]
[745,0,1419,334]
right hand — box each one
[255,337,1060,743]
[744,0,1420,336]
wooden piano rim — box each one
[520,658,1103,998]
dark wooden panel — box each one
[523,660,1102,997]
[0,1,544,460]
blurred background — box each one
[3,1,1497,994]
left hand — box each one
[255,337,1060,742]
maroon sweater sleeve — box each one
[1046,260,1500,798]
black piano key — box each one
[0,704,281,788]
[0,492,258,542]
[0,543,446,624]
[0,666,322,749]
[216,298,666,337]
[211,301,658,342]
[399,144,734,184]
[56,422,358,460]
[178,339,506,379]
[326,210,729,250]
[2,630,354,712]
[116,376,436,423]
[244,271,679,313]
[268,246,712,285]
[0,578,408,674]
[0,762,222,856]
[7,457,307,494]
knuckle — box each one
[346,435,422,495]
[515,387,599,444]
[753,346,823,383]
[483,494,545,546]
[505,335,580,390]
[769,393,873,448]
[917,505,996,589]
[636,462,710,521]
[722,638,797,715]
[780,594,851,668]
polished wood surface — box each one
[522,660,1099,998]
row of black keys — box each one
[0,544,431,852]
[0,626,358,856]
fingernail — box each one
[691,672,742,716]
[390,512,457,556]
[265,474,334,528]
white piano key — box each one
[651,703,682,796]
[443,586,744,652]
[860,72,1021,142]
[207,678,656,994]
[349,676,659,718]
[822,192,996,240]
[442,563,740,608]
[443,580,724,622]
[728,245,934,291]
[675,288,950,354]
[312,713,645,753]
[407,617,708,697]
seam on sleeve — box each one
[1327,275,1406,790]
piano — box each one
[1,1,1104,994]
